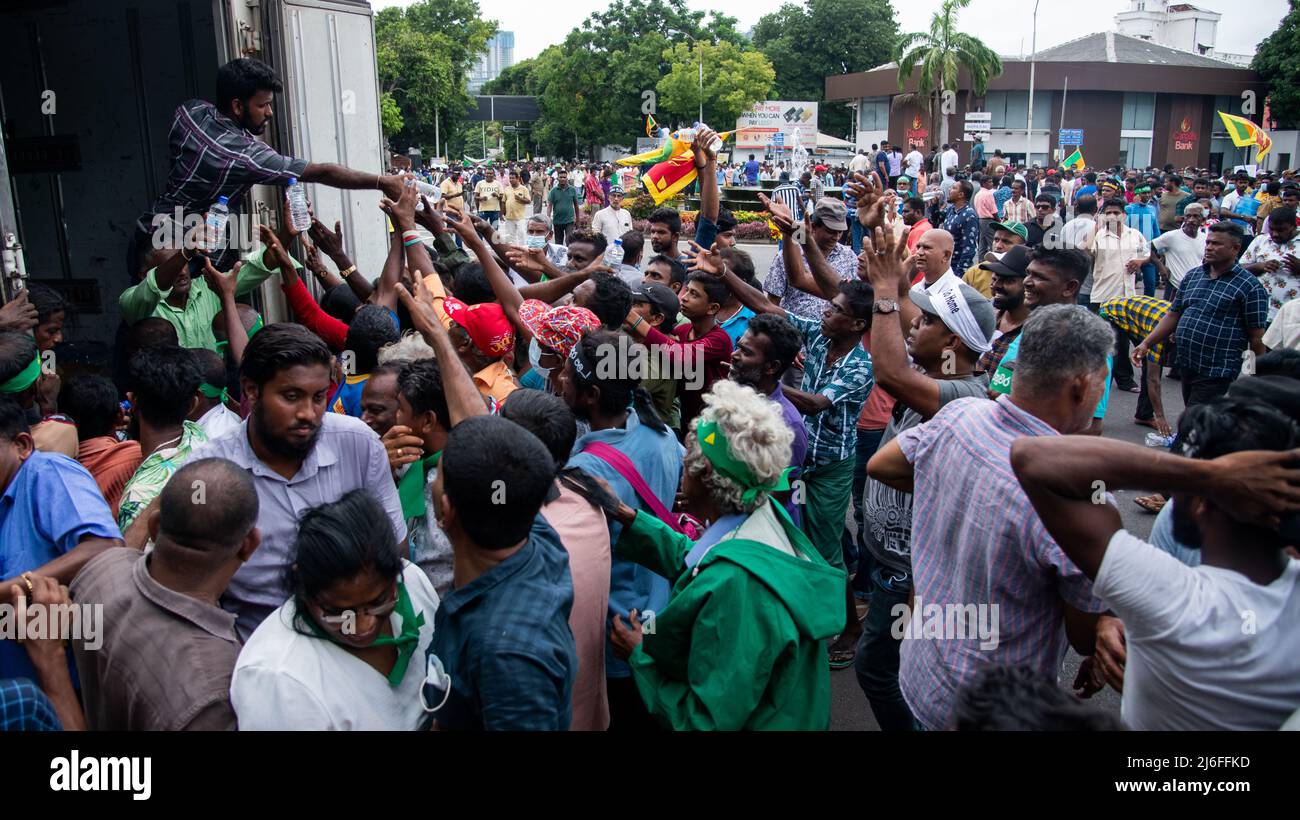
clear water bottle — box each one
[412,178,441,211]
[205,196,229,253]
[694,122,723,154]
[286,177,311,233]
[604,238,623,268]
[1144,432,1175,448]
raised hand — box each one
[258,224,295,272]
[757,193,795,236]
[692,126,720,168]
[687,240,725,277]
[858,225,905,289]
[380,174,419,226]
[845,172,887,231]
[202,258,241,300]
[0,289,38,333]
[308,218,346,259]
[413,196,446,236]
[506,246,548,276]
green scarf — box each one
[214,314,264,356]
[304,581,425,687]
[198,383,229,403]
[694,418,792,506]
[397,450,442,520]
[0,355,41,394]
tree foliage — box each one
[751,0,899,137]
[895,0,1002,144]
[1252,0,1300,129]
[657,41,775,128]
[375,0,496,153]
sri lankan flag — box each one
[642,150,698,204]
[1060,148,1084,170]
[1217,111,1272,161]
[646,113,658,137]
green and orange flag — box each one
[1217,111,1272,162]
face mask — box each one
[525,234,546,250]
[528,338,551,380]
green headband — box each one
[0,355,41,394]
[695,418,792,506]
[214,314,264,356]
[198,383,229,403]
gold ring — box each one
[21,572,33,593]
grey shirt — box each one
[190,413,407,639]
[862,376,989,574]
[71,548,241,730]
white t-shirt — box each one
[231,561,440,730]
[1094,529,1300,731]
[1152,228,1207,288]
[905,150,923,178]
[849,153,870,173]
[940,148,959,177]
[591,206,633,248]
[197,403,242,443]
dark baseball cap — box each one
[631,282,680,322]
[978,243,1033,278]
[812,197,849,231]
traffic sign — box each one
[1059,128,1084,145]
[772,132,785,147]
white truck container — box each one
[0,0,389,343]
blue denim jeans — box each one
[854,559,917,731]
[1141,262,1158,297]
[851,220,865,253]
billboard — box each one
[735,101,819,150]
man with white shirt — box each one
[190,349,241,442]
[1151,203,1207,300]
[1085,197,1149,391]
[1013,400,1300,731]
[591,186,634,249]
[849,150,870,174]
[939,143,959,179]
[904,145,924,188]
[1240,205,1300,321]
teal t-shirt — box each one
[548,185,581,225]
[989,333,1112,419]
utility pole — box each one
[1026,0,1041,166]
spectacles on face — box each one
[315,582,399,625]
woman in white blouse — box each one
[231,489,439,730]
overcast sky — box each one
[373,0,1286,64]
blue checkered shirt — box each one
[0,678,62,731]
[1171,264,1269,378]
[785,313,874,466]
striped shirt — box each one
[896,395,1104,730]
[785,313,874,467]
[149,100,307,217]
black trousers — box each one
[554,221,575,246]
[1110,322,1137,389]
[1181,373,1233,408]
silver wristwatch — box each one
[873,299,900,314]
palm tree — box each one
[895,0,1002,149]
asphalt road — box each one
[734,241,1176,730]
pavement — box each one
[732,241,1177,730]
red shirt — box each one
[644,322,733,431]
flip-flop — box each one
[828,648,856,669]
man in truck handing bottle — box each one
[130,57,407,275]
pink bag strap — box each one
[580,441,684,534]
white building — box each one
[1115,1,1253,66]
[468,31,514,94]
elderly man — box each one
[592,186,634,250]
[867,305,1114,730]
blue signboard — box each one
[1059,129,1084,145]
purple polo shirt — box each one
[770,383,809,469]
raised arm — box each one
[309,218,372,301]
[204,258,249,366]
[300,162,403,200]
[1011,436,1300,579]
[397,276,489,426]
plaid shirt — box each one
[785,313,874,466]
[0,678,62,731]
[896,395,1104,730]
[978,320,1023,374]
[1101,296,1171,364]
[1171,264,1269,378]
[762,241,857,321]
[149,100,307,216]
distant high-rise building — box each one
[468,31,515,94]
[1115,1,1252,66]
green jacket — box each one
[617,500,846,730]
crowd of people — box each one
[1,57,1298,732]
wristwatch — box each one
[873,299,900,314]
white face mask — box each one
[528,338,551,380]
[525,234,546,250]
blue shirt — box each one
[329,373,369,417]
[994,186,1013,217]
[785,312,875,466]
[942,204,981,273]
[719,305,756,347]
[568,409,684,678]
[1125,201,1159,242]
[428,515,577,730]
[0,452,120,679]
[995,333,1113,419]
[1171,264,1269,378]
[743,160,759,185]
[0,678,62,731]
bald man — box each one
[911,229,958,289]
[70,457,261,730]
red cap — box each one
[443,297,515,358]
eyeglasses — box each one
[315,583,399,625]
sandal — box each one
[827,633,858,669]
[1134,494,1166,514]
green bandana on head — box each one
[198,383,229,403]
[0,356,41,395]
[214,314,263,357]
[304,581,425,687]
[694,418,792,506]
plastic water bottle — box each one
[412,178,441,211]
[1144,432,1175,449]
[286,177,311,232]
[694,122,723,154]
[205,196,229,253]
[604,238,623,268]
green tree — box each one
[752,0,899,137]
[1252,0,1300,129]
[375,0,496,154]
[657,41,775,128]
[895,0,1002,147]
[379,92,404,137]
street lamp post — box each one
[1026,0,1040,167]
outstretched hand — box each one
[845,172,887,231]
